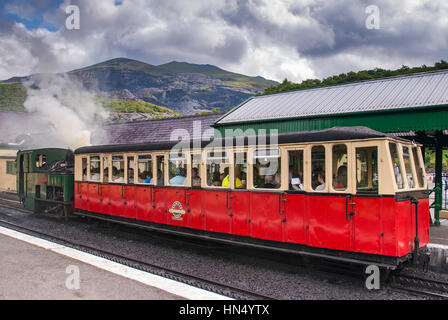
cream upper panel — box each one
[74,137,426,195]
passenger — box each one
[113,168,124,183]
[191,167,201,187]
[143,171,153,183]
[315,171,326,191]
[237,171,246,189]
[222,167,242,188]
[273,172,281,188]
[289,169,303,191]
[91,168,100,180]
[211,171,221,186]
[157,169,164,186]
[262,175,277,188]
[128,168,134,183]
[333,165,347,189]
[170,167,186,185]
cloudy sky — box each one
[1,0,447,83]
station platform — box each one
[430,219,448,246]
[0,227,229,300]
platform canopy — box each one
[213,69,448,143]
[213,69,448,225]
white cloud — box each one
[1,0,448,82]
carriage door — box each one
[350,144,381,254]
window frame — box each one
[309,144,328,193]
[168,151,189,187]
[136,153,154,185]
[402,144,417,189]
[330,143,350,193]
[89,155,101,182]
[204,149,231,189]
[284,146,306,192]
[251,147,283,191]
[411,145,427,189]
[110,154,125,184]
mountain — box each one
[1,57,277,115]
[66,58,277,113]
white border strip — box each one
[0,226,232,300]
[428,243,448,250]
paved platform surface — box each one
[430,219,448,246]
[0,233,186,300]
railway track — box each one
[0,209,276,300]
[388,273,448,299]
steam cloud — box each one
[23,74,108,149]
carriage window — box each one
[412,147,425,188]
[191,154,201,187]
[112,155,125,183]
[206,151,230,187]
[332,145,348,191]
[389,143,404,189]
[35,154,47,168]
[138,154,153,184]
[356,147,378,193]
[288,150,304,191]
[82,157,87,181]
[102,156,109,183]
[89,156,100,181]
[127,156,135,184]
[311,146,326,191]
[156,155,165,186]
[234,152,247,189]
[169,152,187,185]
[253,148,281,189]
[402,146,416,188]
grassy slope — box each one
[0,82,27,112]
[0,81,178,116]
[97,97,179,115]
[158,61,278,91]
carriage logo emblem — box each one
[169,201,185,220]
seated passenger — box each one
[191,167,201,187]
[262,175,277,188]
[289,169,303,190]
[112,167,124,182]
[237,171,246,189]
[222,167,242,188]
[315,171,326,191]
[211,171,221,186]
[169,167,186,185]
[333,165,347,190]
[143,171,152,183]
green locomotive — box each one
[17,148,74,216]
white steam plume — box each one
[23,74,108,149]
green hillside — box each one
[0,82,27,112]
[158,61,277,91]
[97,97,179,116]
[0,81,178,117]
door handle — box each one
[346,195,355,221]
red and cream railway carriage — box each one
[73,127,429,268]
